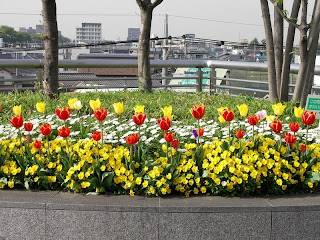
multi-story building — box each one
[36,25,44,35]
[76,23,102,44]
[127,28,140,41]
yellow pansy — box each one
[13,105,21,115]
[8,181,14,188]
[36,102,45,113]
[272,103,286,116]
[266,115,276,123]
[134,105,145,113]
[89,99,101,111]
[73,100,82,110]
[113,102,124,114]
[162,106,173,120]
[294,106,304,118]
[68,98,78,110]
[237,104,248,117]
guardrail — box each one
[0,59,319,96]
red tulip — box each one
[171,139,179,148]
[196,128,204,137]
[24,122,33,132]
[39,124,51,136]
[132,112,146,126]
[247,115,259,126]
[157,117,171,131]
[222,109,235,122]
[56,107,71,121]
[9,115,23,129]
[284,132,297,146]
[92,131,101,141]
[269,119,282,133]
[302,110,316,126]
[0,105,2,112]
[33,140,42,149]
[164,131,174,143]
[58,126,70,138]
[93,108,108,121]
[190,104,205,120]
[125,134,139,145]
[300,144,307,152]
[236,129,245,139]
[289,122,300,133]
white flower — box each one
[221,181,227,187]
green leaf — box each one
[305,172,320,183]
[202,170,208,178]
[289,49,299,55]
[0,177,7,184]
[89,177,99,188]
[102,172,114,187]
[24,180,30,190]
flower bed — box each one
[0,98,320,197]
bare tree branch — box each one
[151,0,163,9]
[136,0,146,9]
[269,0,300,29]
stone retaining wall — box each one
[0,191,320,240]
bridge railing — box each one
[0,59,319,97]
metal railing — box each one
[0,59,319,96]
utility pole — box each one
[162,14,168,88]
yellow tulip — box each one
[134,105,145,113]
[113,102,124,114]
[237,104,248,117]
[266,115,275,123]
[294,106,304,118]
[73,100,82,110]
[217,106,228,115]
[89,99,101,111]
[68,98,78,110]
[13,105,21,115]
[162,106,173,120]
[36,102,45,113]
[272,103,286,116]
[218,115,226,123]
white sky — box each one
[0,0,311,43]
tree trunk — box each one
[300,0,320,106]
[292,0,309,102]
[260,0,278,101]
[280,0,301,102]
[41,0,59,98]
[138,7,153,92]
[274,2,283,99]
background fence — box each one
[0,59,320,97]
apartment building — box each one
[76,23,102,44]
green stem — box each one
[197,120,200,147]
[170,145,173,164]
[166,141,168,160]
[18,128,22,153]
[278,133,282,151]
[66,137,69,153]
[100,121,104,149]
[305,126,309,146]
[78,111,83,139]
[138,125,141,162]
[252,125,255,141]
[228,122,231,143]
[130,145,133,163]
[46,136,50,160]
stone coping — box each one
[1,190,320,213]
